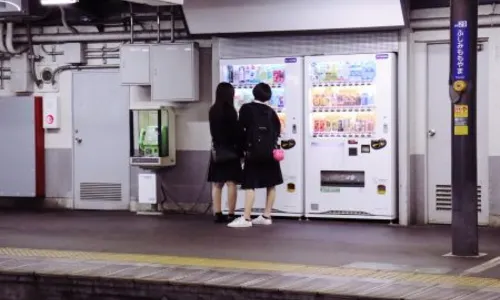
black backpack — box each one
[245,104,277,162]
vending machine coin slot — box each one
[377,185,387,195]
[361,145,370,153]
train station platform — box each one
[0,211,499,299]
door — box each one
[426,43,489,224]
[73,71,130,210]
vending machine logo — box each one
[375,54,389,60]
[284,57,297,63]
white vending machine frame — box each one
[304,53,397,220]
[219,57,304,217]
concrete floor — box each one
[0,211,499,278]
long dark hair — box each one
[214,82,235,107]
[211,82,236,118]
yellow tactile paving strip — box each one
[0,247,499,289]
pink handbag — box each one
[273,148,285,161]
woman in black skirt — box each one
[208,82,243,223]
[228,83,283,228]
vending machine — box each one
[304,53,397,220]
[219,57,304,217]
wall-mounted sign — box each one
[451,20,469,83]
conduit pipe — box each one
[129,2,135,43]
[6,22,23,54]
[59,6,78,34]
[412,15,500,29]
[51,64,119,84]
[0,24,8,53]
[13,30,182,44]
[85,44,122,53]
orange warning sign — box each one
[454,104,468,118]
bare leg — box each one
[243,189,255,220]
[226,181,237,215]
[212,183,224,214]
[264,186,276,218]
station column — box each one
[449,0,479,256]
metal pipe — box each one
[51,64,119,84]
[170,6,175,43]
[129,2,134,43]
[156,6,161,43]
[85,54,119,59]
[0,23,8,53]
[14,30,180,43]
[59,6,78,34]
[6,23,21,54]
[85,44,122,53]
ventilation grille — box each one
[80,182,122,202]
[217,31,399,59]
[435,185,482,212]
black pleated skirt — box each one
[241,159,284,190]
[207,157,243,183]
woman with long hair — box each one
[207,82,243,223]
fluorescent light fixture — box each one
[0,1,21,11]
[40,0,78,5]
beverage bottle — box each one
[273,70,280,85]
[249,65,256,83]
[245,66,251,84]
[227,65,233,83]
[267,66,273,84]
[238,66,245,83]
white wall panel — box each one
[183,0,404,34]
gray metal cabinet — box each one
[150,43,199,102]
[120,44,150,85]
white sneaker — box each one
[227,216,252,228]
[252,215,272,225]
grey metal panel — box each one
[120,44,150,85]
[45,148,72,198]
[0,96,36,197]
[217,31,399,59]
[151,43,199,101]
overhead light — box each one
[40,0,78,5]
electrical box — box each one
[61,43,85,65]
[120,44,150,85]
[138,173,157,204]
[150,43,199,102]
[130,106,176,167]
[10,53,34,93]
[42,94,60,129]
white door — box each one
[426,43,489,224]
[73,71,131,210]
